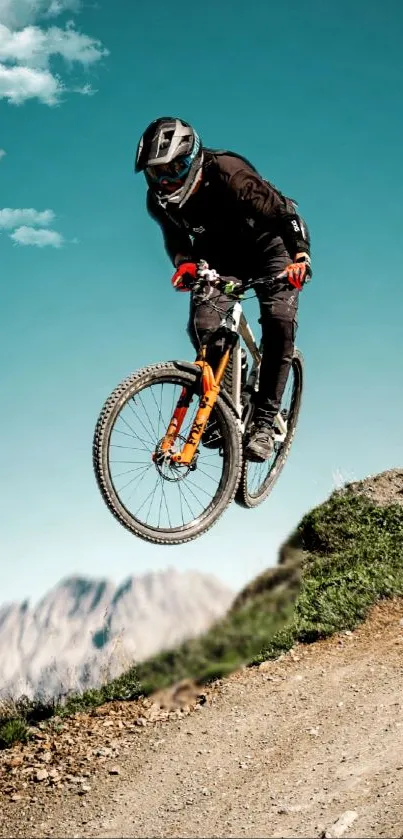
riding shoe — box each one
[245,422,275,462]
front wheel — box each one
[235,349,304,509]
[92,362,243,545]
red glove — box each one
[278,254,312,291]
[171,261,197,292]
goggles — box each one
[146,153,192,187]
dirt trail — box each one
[4,467,403,838]
[2,598,403,839]
[0,600,403,839]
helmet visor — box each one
[146,153,192,188]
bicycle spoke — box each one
[181,478,213,510]
[125,464,155,502]
[127,398,156,447]
[145,478,159,524]
[109,460,150,465]
[194,465,221,483]
[161,482,172,529]
[110,443,151,453]
[176,481,185,526]
[115,416,152,450]
[113,464,151,479]
[133,483,161,519]
[112,427,150,447]
[149,383,164,440]
[115,464,152,495]
[196,459,222,469]
[185,477,214,498]
[107,376,226,531]
[133,391,159,444]
[157,476,165,527]
[179,483,197,521]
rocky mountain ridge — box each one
[0,568,234,699]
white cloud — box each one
[0,1,108,105]
[44,1,81,20]
[10,225,63,247]
[0,22,107,70]
[0,207,55,228]
[0,1,80,29]
[0,148,6,159]
[0,62,61,104]
[0,208,66,249]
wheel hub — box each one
[153,435,198,481]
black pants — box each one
[187,271,299,425]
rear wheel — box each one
[235,350,304,509]
[93,362,243,544]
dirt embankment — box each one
[1,597,402,839]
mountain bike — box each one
[92,261,304,545]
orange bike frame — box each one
[157,345,231,466]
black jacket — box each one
[146,149,311,281]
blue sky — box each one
[1,0,402,606]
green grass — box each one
[0,668,142,749]
[253,492,403,661]
[1,489,402,750]
[0,718,29,750]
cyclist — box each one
[134,116,312,461]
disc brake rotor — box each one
[153,434,198,481]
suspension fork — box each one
[156,346,231,466]
[170,347,231,465]
[156,384,194,456]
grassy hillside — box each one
[1,470,402,749]
[133,482,403,681]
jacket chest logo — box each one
[182,218,205,235]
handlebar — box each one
[192,260,264,298]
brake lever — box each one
[196,261,221,285]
